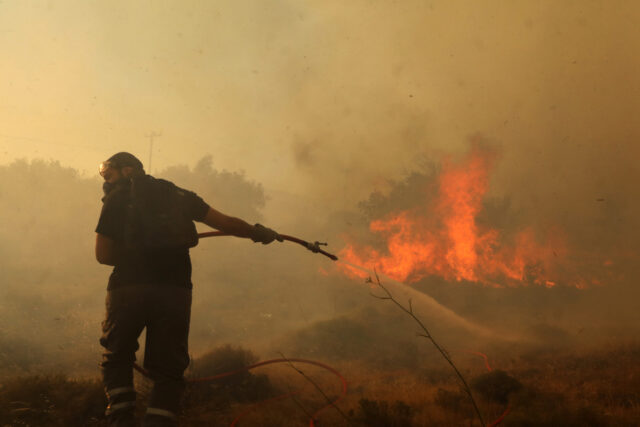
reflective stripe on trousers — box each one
[146,407,177,420]
[106,400,136,415]
[106,386,136,399]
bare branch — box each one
[285,384,315,420]
[369,273,486,427]
[369,291,392,300]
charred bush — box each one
[0,374,105,426]
[355,398,414,427]
[183,345,273,409]
[471,369,522,404]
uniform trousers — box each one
[100,284,192,426]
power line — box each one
[144,131,161,172]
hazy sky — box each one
[1,1,639,207]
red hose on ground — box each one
[488,407,511,427]
[466,350,493,372]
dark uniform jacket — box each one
[95,176,209,290]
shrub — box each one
[183,345,273,409]
[471,370,522,404]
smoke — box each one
[268,1,640,215]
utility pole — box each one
[145,131,161,173]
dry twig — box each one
[285,383,315,420]
[368,270,486,427]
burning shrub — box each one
[471,369,522,404]
[0,374,105,426]
[355,398,414,427]
[339,141,584,289]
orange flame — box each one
[340,145,569,287]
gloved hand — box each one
[251,223,283,244]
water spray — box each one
[337,259,502,338]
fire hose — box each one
[197,230,339,261]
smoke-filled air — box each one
[1,1,639,426]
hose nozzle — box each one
[307,241,328,253]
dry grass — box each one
[0,374,105,426]
[0,343,638,426]
[179,342,640,426]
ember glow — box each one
[340,145,569,287]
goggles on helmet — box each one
[98,161,117,177]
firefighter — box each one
[95,152,281,426]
